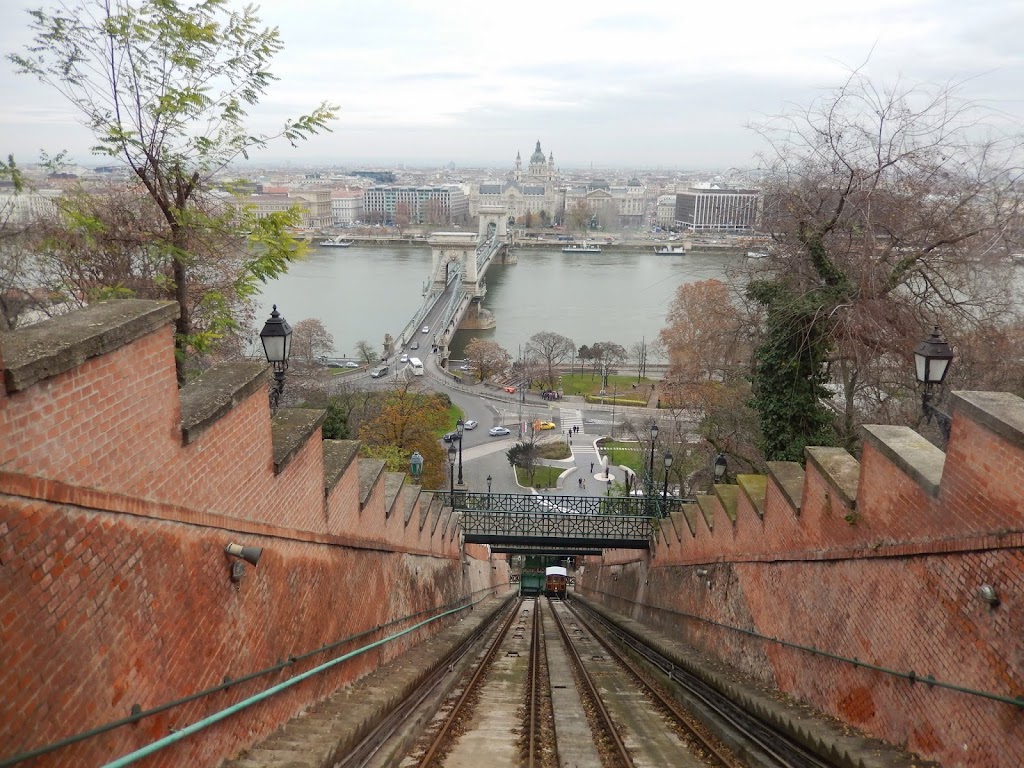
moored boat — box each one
[562,242,601,253]
[654,245,688,255]
[321,237,354,248]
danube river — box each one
[257,245,746,359]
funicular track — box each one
[334,592,842,768]
[568,599,837,768]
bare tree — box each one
[746,69,1024,457]
[355,339,378,365]
[292,318,335,364]
[526,331,575,389]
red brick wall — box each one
[581,404,1024,768]
[0,306,508,766]
[0,490,484,768]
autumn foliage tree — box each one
[660,279,762,469]
[357,387,451,489]
[10,0,337,382]
[464,338,511,381]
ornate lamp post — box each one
[646,422,659,514]
[259,305,292,414]
[409,451,423,484]
[447,443,457,507]
[661,451,673,517]
[713,453,728,484]
[456,418,466,485]
[606,476,612,497]
[913,325,955,443]
[487,474,493,508]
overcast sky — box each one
[1,0,1022,170]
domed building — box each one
[473,140,564,224]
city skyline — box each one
[1,0,1022,170]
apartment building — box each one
[675,188,761,232]
[363,186,468,225]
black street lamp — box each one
[487,474,492,508]
[447,442,457,506]
[913,325,955,443]
[713,453,728,484]
[606,476,612,497]
[409,451,423,484]
[259,305,292,413]
[456,418,465,485]
[661,451,673,517]
[646,421,659,512]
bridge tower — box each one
[477,206,509,242]
[427,231,496,364]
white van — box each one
[409,357,424,376]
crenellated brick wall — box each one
[582,393,1024,768]
[0,301,508,767]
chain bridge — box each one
[454,492,682,556]
[389,207,512,364]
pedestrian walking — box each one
[590,461,594,473]
[578,478,583,488]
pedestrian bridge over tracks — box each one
[454,492,681,556]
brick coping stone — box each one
[222,593,513,768]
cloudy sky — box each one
[1,0,1022,170]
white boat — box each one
[562,242,601,253]
[654,245,688,255]
[746,251,768,259]
[321,237,354,248]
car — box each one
[458,364,474,372]
[343,361,360,368]
[410,341,419,350]
[400,354,410,363]
[488,426,511,437]
[463,420,478,430]
[421,326,429,333]
[371,365,389,378]
[537,421,556,430]
[535,498,571,514]
[503,386,516,394]
[443,431,461,443]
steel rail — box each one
[336,598,517,768]
[548,599,634,768]
[416,598,523,767]
[564,601,741,768]
[527,598,543,768]
[576,602,833,768]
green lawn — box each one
[515,465,563,488]
[537,442,571,460]
[598,439,645,474]
[559,373,654,397]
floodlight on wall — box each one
[978,584,1000,609]
[225,542,263,585]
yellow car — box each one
[537,421,556,430]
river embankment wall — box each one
[0,300,508,767]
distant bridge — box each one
[389,207,512,363]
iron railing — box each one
[453,491,683,518]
